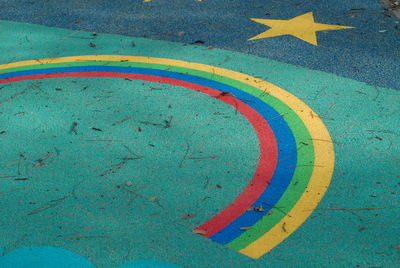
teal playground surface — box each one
[0,2,399,267]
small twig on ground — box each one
[181,213,196,220]
[80,139,122,142]
[18,153,27,175]
[256,202,289,216]
[117,184,146,203]
[98,146,142,177]
[232,98,239,115]
[70,122,78,135]
[179,141,190,168]
[91,127,103,132]
[30,82,44,93]
[34,151,54,167]
[86,96,112,106]
[122,145,140,157]
[62,235,110,240]
[247,206,265,212]
[0,88,29,105]
[14,178,29,181]
[154,199,163,208]
[203,176,210,189]
[97,158,131,177]
[139,116,174,128]
[192,229,208,235]
[282,222,287,233]
[269,112,288,121]
[28,194,70,215]
[71,180,85,199]
[315,206,388,211]
[1,234,28,256]
[202,196,210,202]
[216,91,231,98]
[0,188,21,195]
[163,116,173,128]
[112,117,132,126]
[188,156,218,160]
[138,121,163,127]
[148,196,159,202]
[59,31,81,39]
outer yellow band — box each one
[0,55,334,258]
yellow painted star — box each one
[249,12,354,46]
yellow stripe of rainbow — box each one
[0,55,335,258]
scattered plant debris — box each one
[181,213,196,220]
[97,145,142,177]
[14,178,29,181]
[91,127,103,132]
[358,226,367,232]
[282,222,287,232]
[191,40,205,44]
[192,229,208,235]
[112,117,132,126]
[316,206,388,211]
[70,122,78,135]
[28,194,69,215]
[148,196,159,202]
[247,206,265,212]
[34,152,54,167]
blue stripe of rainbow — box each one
[0,65,296,244]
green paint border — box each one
[0,60,315,251]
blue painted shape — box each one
[0,65,298,244]
[118,259,181,268]
[0,246,96,268]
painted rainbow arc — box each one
[0,55,335,259]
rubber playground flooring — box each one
[0,1,399,268]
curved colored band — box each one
[0,65,300,244]
[0,56,334,259]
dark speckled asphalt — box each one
[1,0,399,89]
